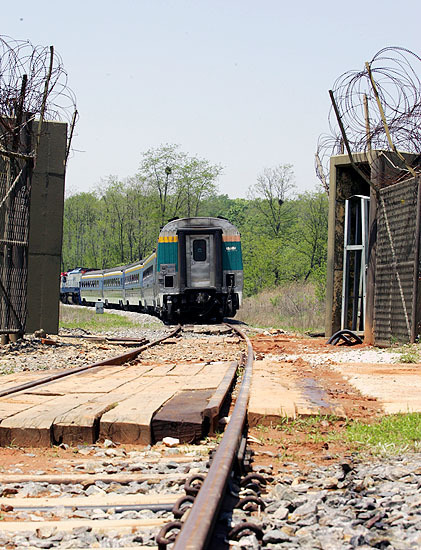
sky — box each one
[3,0,421,198]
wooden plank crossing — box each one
[0,393,98,447]
[0,361,236,447]
[99,377,186,444]
[152,389,215,443]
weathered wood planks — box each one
[152,389,215,443]
[0,361,236,447]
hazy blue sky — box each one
[3,1,420,198]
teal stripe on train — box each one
[157,242,178,270]
[222,241,243,271]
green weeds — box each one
[254,413,421,458]
[276,414,342,436]
[397,346,420,364]
[345,413,421,455]
[390,343,421,364]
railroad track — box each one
[4,323,418,548]
[0,322,269,548]
[0,325,182,400]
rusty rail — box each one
[0,325,181,398]
[172,323,254,550]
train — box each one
[60,267,96,304]
[60,217,243,322]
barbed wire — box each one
[316,46,421,190]
[0,35,77,153]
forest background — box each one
[62,144,328,330]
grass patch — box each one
[255,415,344,446]
[253,413,421,460]
[345,413,421,455]
[236,282,324,333]
[393,344,421,364]
[274,415,344,443]
[399,350,420,364]
[59,304,143,332]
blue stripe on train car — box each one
[222,241,243,271]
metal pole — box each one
[365,61,416,177]
[328,90,378,193]
[341,200,350,330]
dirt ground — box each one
[0,331,418,474]
[247,331,417,471]
[250,332,383,419]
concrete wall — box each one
[26,121,67,334]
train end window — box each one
[193,239,207,261]
[165,275,174,287]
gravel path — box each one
[237,453,421,549]
[0,441,214,549]
[0,307,170,376]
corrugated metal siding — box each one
[374,178,418,344]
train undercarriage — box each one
[160,289,240,323]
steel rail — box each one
[0,325,181,398]
[172,323,253,550]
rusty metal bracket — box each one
[228,521,264,542]
[172,495,195,519]
[236,495,266,512]
[184,474,205,496]
[240,472,267,493]
[156,521,183,550]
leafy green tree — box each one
[179,157,221,217]
[62,192,100,270]
[199,194,233,218]
[62,144,222,270]
[136,144,222,225]
[247,164,296,237]
[135,143,181,226]
[289,191,328,281]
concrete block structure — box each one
[26,121,67,334]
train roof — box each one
[67,267,95,275]
[160,217,240,235]
[81,270,103,278]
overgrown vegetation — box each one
[255,413,421,459]
[393,344,421,364]
[236,282,325,332]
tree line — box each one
[62,144,328,298]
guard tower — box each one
[325,151,421,345]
